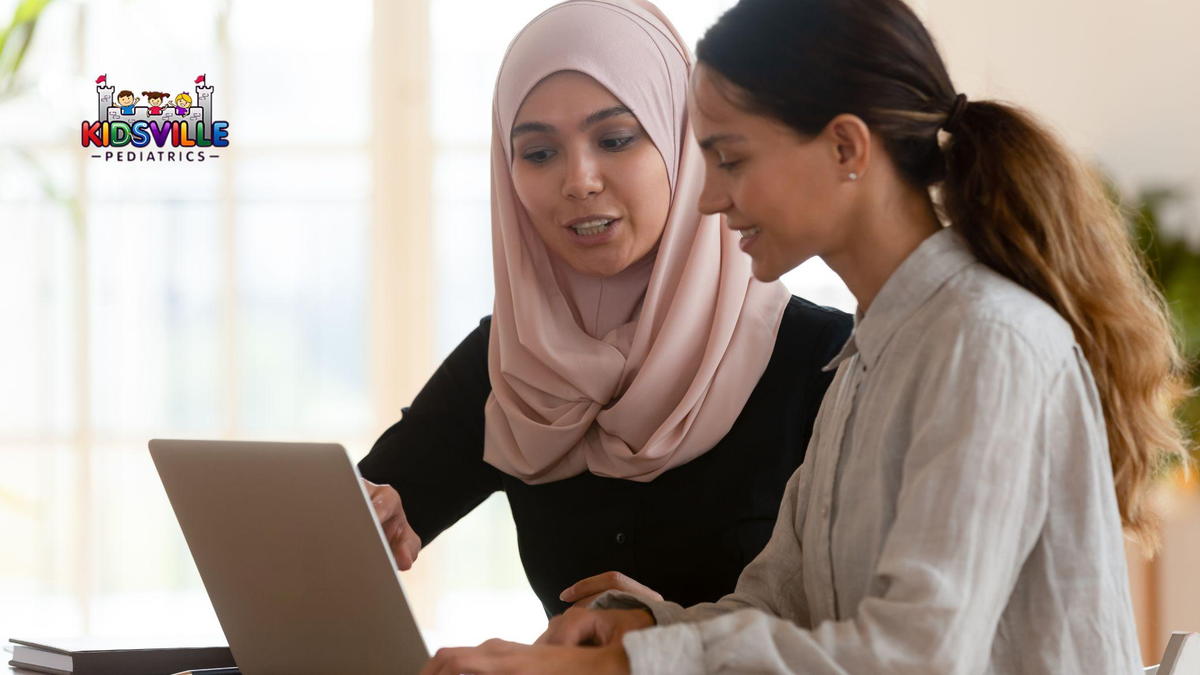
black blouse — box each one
[358,296,851,616]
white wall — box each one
[917,0,1200,243]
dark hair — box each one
[117,90,133,98]
[142,91,169,99]
[697,0,1190,547]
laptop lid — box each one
[149,439,429,675]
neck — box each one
[822,180,940,315]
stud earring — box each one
[848,172,859,181]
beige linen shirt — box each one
[598,228,1142,674]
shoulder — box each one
[758,293,854,379]
[470,315,492,353]
[920,262,1078,376]
[777,295,853,351]
[437,315,492,377]
[450,315,491,352]
[476,314,492,335]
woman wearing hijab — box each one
[357,0,851,619]
[424,0,1190,672]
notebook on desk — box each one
[148,439,430,675]
[6,636,232,675]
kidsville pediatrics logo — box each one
[81,73,229,162]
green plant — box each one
[1123,185,1200,458]
[0,0,53,98]
[0,0,80,233]
[0,0,59,516]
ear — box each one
[824,114,871,181]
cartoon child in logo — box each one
[143,91,170,115]
[172,92,192,116]
[116,89,139,115]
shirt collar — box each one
[822,228,976,372]
[821,317,862,373]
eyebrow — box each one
[511,105,634,139]
[698,133,746,151]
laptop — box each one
[149,439,429,675]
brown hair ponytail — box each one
[698,0,1191,546]
[942,100,1191,546]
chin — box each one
[750,257,784,283]
[565,256,626,278]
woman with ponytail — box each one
[421,0,1191,673]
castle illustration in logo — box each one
[82,73,228,160]
[94,73,214,128]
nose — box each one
[562,150,603,200]
[697,172,731,215]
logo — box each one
[81,73,230,162]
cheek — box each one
[621,149,671,238]
[511,169,550,218]
[736,168,791,225]
[511,168,564,241]
[753,158,830,228]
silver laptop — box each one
[149,439,429,675]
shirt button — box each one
[615,532,627,544]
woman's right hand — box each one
[363,479,422,570]
[536,607,656,647]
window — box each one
[0,0,374,642]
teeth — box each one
[571,218,614,236]
[740,226,760,239]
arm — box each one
[540,441,818,651]
[357,317,503,548]
[620,323,1057,675]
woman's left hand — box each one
[560,571,664,608]
[419,639,629,675]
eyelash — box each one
[520,134,638,164]
[522,149,554,163]
[599,135,636,151]
[717,159,742,171]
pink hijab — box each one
[484,0,791,484]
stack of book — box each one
[6,637,234,675]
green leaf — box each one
[0,0,54,91]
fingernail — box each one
[558,589,570,601]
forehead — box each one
[514,71,623,123]
[688,66,744,129]
[689,65,804,148]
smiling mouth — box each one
[568,217,617,236]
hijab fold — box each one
[484,0,791,484]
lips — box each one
[570,218,615,236]
[730,224,761,253]
[564,214,618,231]
[564,216,621,246]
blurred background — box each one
[0,0,1195,664]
